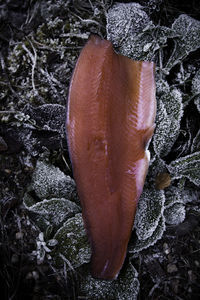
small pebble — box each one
[188,270,196,282]
[26,272,33,280]
[194,260,199,267]
[11,253,19,264]
[167,263,178,273]
[163,242,170,255]
[16,232,24,239]
[32,271,39,280]
[0,136,8,151]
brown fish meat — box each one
[67,35,156,280]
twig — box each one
[70,11,102,26]
[22,40,37,93]
[62,154,71,171]
[0,110,19,114]
[60,33,89,39]
[59,253,75,272]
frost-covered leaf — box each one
[191,128,200,153]
[194,97,200,113]
[152,98,169,156]
[180,187,200,204]
[147,156,167,180]
[31,160,78,203]
[106,2,156,60]
[23,192,36,207]
[107,2,150,39]
[168,151,200,185]
[53,214,90,268]
[190,69,200,150]
[156,78,170,95]
[24,104,66,132]
[164,186,183,208]
[134,189,165,240]
[192,69,200,95]
[106,3,179,61]
[164,203,185,225]
[192,69,200,113]
[165,15,200,71]
[153,86,183,156]
[164,186,186,224]
[23,197,80,229]
[80,263,139,300]
[130,215,165,253]
[47,239,58,247]
[106,2,150,59]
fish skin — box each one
[67,35,156,280]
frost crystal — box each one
[23,160,80,230]
[166,15,200,71]
[130,216,165,253]
[129,189,165,252]
[153,85,183,157]
[24,197,80,230]
[31,160,78,201]
[168,151,200,186]
[164,203,186,225]
[107,3,150,43]
[134,189,165,240]
[80,263,139,300]
[53,214,91,268]
[24,104,66,133]
[191,128,200,153]
[192,69,200,113]
[164,187,186,225]
[164,186,183,207]
[31,232,53,264]
[18,2,200,291]
[106,2,153,60]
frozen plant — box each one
[20,2,200,299]
[106,2,200,258]
[31,232,57,264]
[80,263,139,300]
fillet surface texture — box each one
[67,35,156,280]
